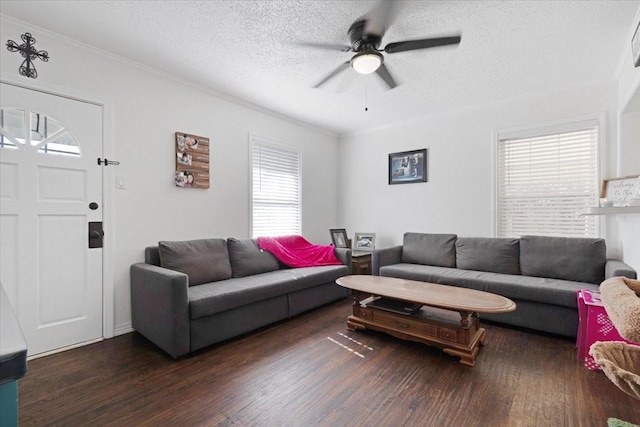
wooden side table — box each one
[351,252,372,275]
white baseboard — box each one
[114,323,134,336]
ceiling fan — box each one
[308,1,461,90]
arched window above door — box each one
[0,108,80,156]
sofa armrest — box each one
[130,263,191,358]
[334,248,352,273]
[605,259,637,280]
[372,245,403,276]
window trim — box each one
[249,133,302,238]
[493,115,604,238]
[0,107,80,156]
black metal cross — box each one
[6,32,49,79]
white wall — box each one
[616,7,640,177]
[617,7,640,113]
[612,8,640,273]
[0,17,339,334]
[619,111,640,176]
[338,81,619,249]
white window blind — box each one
[251,137,301,237]
[497,123,599,238]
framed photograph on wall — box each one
[353,232,375,252]
[389,149,427,185]
[329,228,349,248]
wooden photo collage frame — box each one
[175,131,210,189]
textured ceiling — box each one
[1,1,639,135]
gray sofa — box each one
[131,238,350,358]
[372,233,637,338]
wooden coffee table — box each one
[336,275,516,366]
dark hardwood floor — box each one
[19,298,640,426]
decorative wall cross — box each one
[6,32,49,79]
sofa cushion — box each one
[456,237,520,275]
[159,239,232,286]
[144,246,161,266]
[227,238,280,277]
[189,265,349,319]
[402,233,457,267]
[379,263,599,309]
[520,235,606,284]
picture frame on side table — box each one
[330,228,349,248]
[389,149,427,185]
[353,232,376,252]
[633,20,640,67]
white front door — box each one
[0,82,103,356]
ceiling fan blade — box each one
[375,63,397,89]
[384,36,461,54]
[296,42,351,52]
[313,61,351,88]
[363,0,397,39]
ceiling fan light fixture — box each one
[351,51,383,74]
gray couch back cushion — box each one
[227,238,281,277]
[456,238,520,275]
[145,246,161,266]
[402,233,457,267]
[520,235,606,284]
[158,238,232,286]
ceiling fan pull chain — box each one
[365,78,369,112]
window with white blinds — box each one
[251,137,301,237]
[497,122,599,238]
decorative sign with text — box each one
[175,132,210,189]
[601,176,640,207]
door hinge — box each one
[97,158,120,166]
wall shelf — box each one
[579,206,640,216]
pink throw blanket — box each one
[257,235,342,268]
